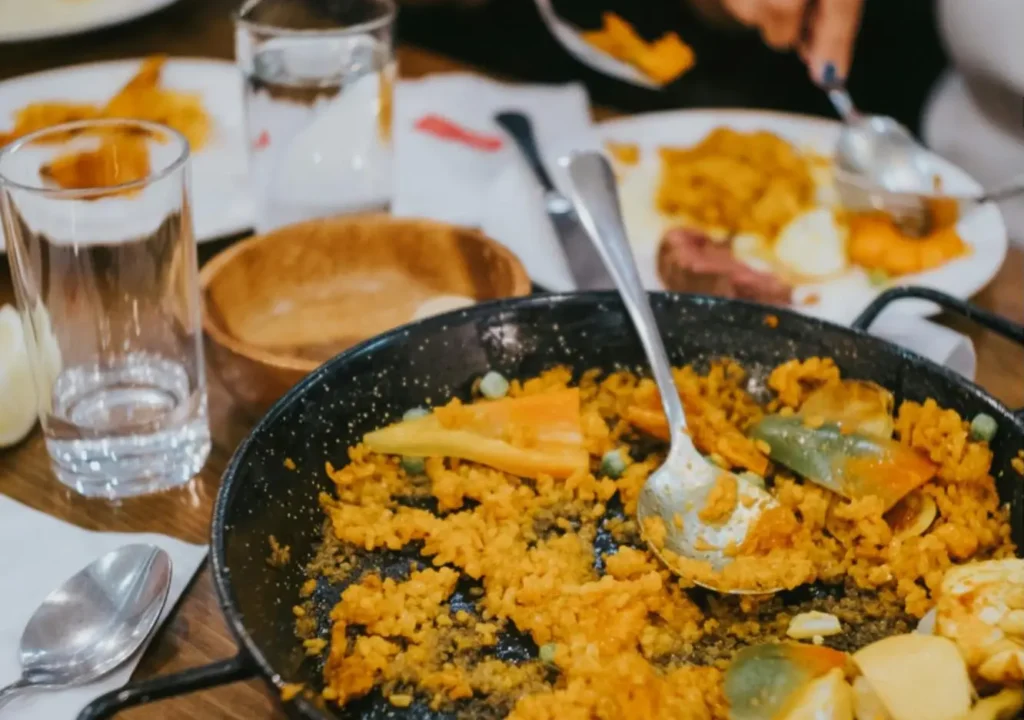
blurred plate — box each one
[596,108,1008,324]
[532,0,658,89]
[0,0,182,43]
[0,57,253,252]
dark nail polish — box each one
[821,62,839,85]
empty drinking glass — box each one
[0,118,210,499]
[236,0,397,233]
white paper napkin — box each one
[862,311,977,381]
[0,494,208,720]
[392,74,599,289]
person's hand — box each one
[715,0,865,84]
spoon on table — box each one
[562,150,780,595]
[0,544,172,710]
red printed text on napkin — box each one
[413,114,504,152]
[253,130,271,150]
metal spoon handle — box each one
[827,86,860,124]
[0,677,33,709]
[980,175,1024,204]
[563,150,689,434]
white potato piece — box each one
[953,688,1024,720]
[788,612,844,640]
[785,667,854,720]
[853,634,973,720]
[916,607,938,635]
[731,232,776,274]
[774,207,848,280]
[852,675,892,720]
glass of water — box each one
[235,0,397,233]
[0,118,210,499]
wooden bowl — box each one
[200,215,532,410]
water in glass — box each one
[237,0,396,232]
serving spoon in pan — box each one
[562,150,781,595]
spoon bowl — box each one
[835,167,1024,236]
[828,85,933,190]
[562,150,781,595]
[828,85,942,232]
[835,115,933,191]
[0,544,172,708]
[637,436,777,586]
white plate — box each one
[0,58,253,252]
[596,109,1009,324]
[533,0,658,90]
[0,0,181,43]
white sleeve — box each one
[936,0,1024,96]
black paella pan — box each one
[79,286,1024,719]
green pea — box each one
[479,371,509,399]
[539,643,557,664]
[738,471,766,489]
[600,449,628,479]
[969,412,998,442]
[868,268,890,287]
[401,456,426,475]
[403,407,430,422]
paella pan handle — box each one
[76,654,254,719]
[852,286,1024,419]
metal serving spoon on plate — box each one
[562,150,780,595]
[827,84,933,192]
[823,85,1023,234]
[0,544,172,710]
[836,167,1024,235]
[825,84,957,234]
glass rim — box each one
[0,118,190,200]
[233,0,397,38]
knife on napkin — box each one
[495,111,616,291]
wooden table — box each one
[0,1,1022,717]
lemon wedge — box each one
[411,294,476,322]
[0,304,38,447]
[24,300,62,415]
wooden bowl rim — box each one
[199,214,533,375]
